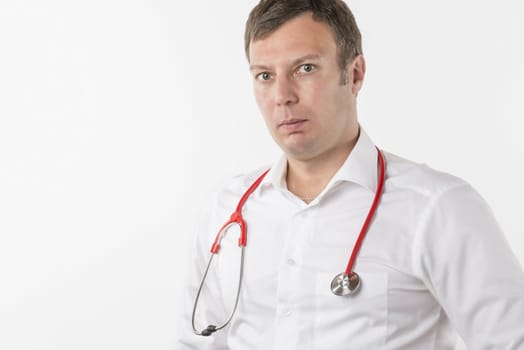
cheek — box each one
[299,82,332,112]
[311,80,350,110]
[254,87,273,116]
[303,74,334,95]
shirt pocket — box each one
[307,270,388,350]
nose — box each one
[274,76,298,106]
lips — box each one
[278,118,308,133]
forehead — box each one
[249,13,338,66]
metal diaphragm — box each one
[330,272,361,296]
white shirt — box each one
[177,128,524,350]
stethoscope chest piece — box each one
[330,272,361,296]
[192,149,385,335]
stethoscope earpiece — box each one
[200,325,217,336]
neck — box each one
[286,134,359,203]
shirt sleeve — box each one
[412,183,524,349]
[176,201,230,350]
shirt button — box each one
[287,258,296,266]
[284,310,292,317]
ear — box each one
[348,55,366,95]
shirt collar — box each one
[260,127,379,194]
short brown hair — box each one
[244,0,363,72]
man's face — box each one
[249,13,364,162]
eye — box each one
[256,72,272,81]
[298,63,315,74]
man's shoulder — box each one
[384,151,470,200]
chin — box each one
[283,145,317,161]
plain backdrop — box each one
[0,1,522,349]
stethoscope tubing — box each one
[191,148,386,335]
[191,223,246,336]
[343,147,385,276]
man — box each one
[178,0,524,349]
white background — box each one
[0,1,522,349]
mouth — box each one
[278,118,308,132]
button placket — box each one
[274,209,315,350]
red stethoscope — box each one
[192,148,386,336]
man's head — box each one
[245,0,365,163]
[245,0,362,83]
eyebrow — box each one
[249,54,321,71]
